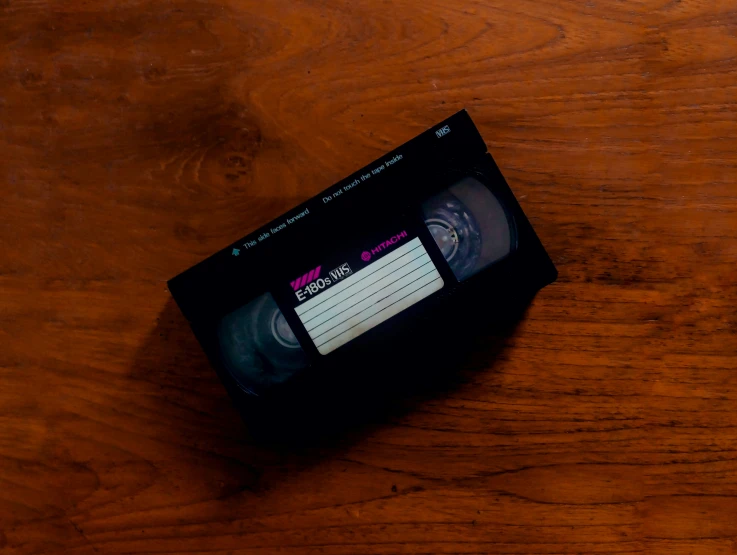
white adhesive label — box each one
[294,238,444,354]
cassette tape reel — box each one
[218,293,308,394]
[422,176,517,281]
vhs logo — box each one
[291,263,352,302]
[435,125,451,138]
[329,263,352,282]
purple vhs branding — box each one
[291,265,332,302]
[291,262,352,303]
[290,266,321,291]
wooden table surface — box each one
[2,0,737,553]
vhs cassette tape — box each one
[169,110,556,437]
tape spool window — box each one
[218,292,308,395]
[422,176,518,281]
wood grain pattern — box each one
[2,0,737,553]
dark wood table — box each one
[2,0,736,553]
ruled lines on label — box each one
[294,238,444,354]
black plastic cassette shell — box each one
[168,110,557,408]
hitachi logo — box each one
[290,266,321,291]
[370,231,408,256]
